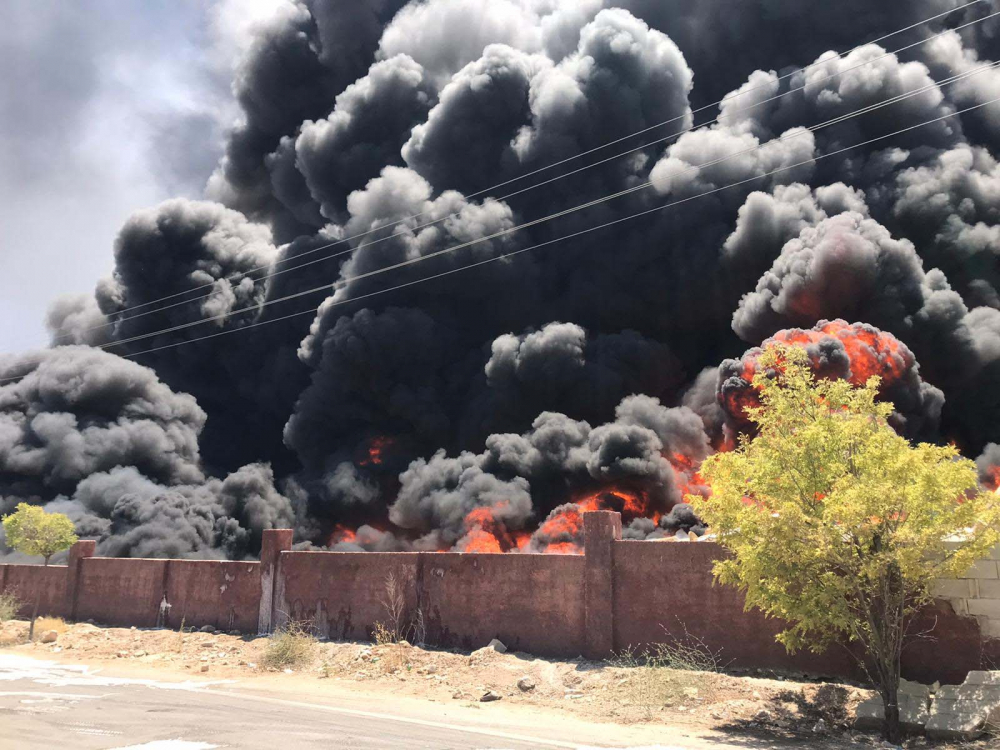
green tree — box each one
[2,503,78,640]
[693,345,1000,744]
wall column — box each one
[583,510,621,660]
[258,529,293,634]
[66,539,96,621]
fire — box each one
[360,435,392,466]
[456,504,517,553]
[983,466,1000,492]
[668,452,709,500]
[723,320,914,427]
[329,524,357,545]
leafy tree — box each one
[2,503,78,639]
[693,345,1000,744]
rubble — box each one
[480,690,501,702]
[854,680,931,734]
[925,671,1000,741]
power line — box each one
[116,97,1000,362]
[55,1,996,337]
[4,96,993,386]
[79,60,1000,353]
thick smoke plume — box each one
[7,0,1000,558]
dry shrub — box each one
[0,590,21,623]
[612,627,724,719]
[371,572,422,673]
[34,616,68,637]
[260,622,316,671]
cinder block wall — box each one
[932,544,1000,639]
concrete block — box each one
[984,619,1000,639]
[932,579,975,599]
[946,598,969,616]
[925,712,986,740]
[965,671,1000,686]
[933,698,1000,715]
[966,560,999,579]
[854,694,929,733]
[968,599,1000,618]
[977,579,1000,599]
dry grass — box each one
[372,571,419,673]
[611,628,724,719]
[34,616,68,636]
[260,622,317,671]
[0,590,21,623]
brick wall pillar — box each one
[583,511,621,660]
[258,529,293,634]
[66,539,96,621]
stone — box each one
[487,638,507,653]
[812,719,828,734]
[480,690,501,702]
[517,677,536,692]
[39,630,58,644]
[925,711,985,741]
[200,664,209,673]
[199,625,216,634]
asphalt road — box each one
[0,654,693,750]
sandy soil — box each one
[0,618,993,748]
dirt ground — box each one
[0,618,994,749]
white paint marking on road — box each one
[0,690,99,700]
[0,654,232,692]
[107,742,217,750]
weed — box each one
[372,571,419,672]
[0,590,21,623]
[611,624,724,719]
[33,616,68,638]
[176,617,187,653]
[260,622,316,671]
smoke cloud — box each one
[5,0,1000,558]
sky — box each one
[0,0,284,352]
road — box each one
[0,653,734,750]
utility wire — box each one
[5,95,995,386]
[55,0,996,336]
[102,96,1000,365]
[76,60,1000,353]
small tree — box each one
[693,345,1000,744]
[2,503,78,640]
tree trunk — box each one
[882,682,902,744]
[28,556,50,642]
[28,591,40,641]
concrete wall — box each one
[2,517,999,685]
[279,550,586,656]
[0,564,68,619]
[164,560,260,632]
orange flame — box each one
[984,466,1000,492]
[329,524,357,545]
[360,435,392,466]
[725,321,913,426]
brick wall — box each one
[2,516,999,684]
[932,544,1000,640]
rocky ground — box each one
[0,618,995,749]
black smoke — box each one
[5,0,1000,557]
